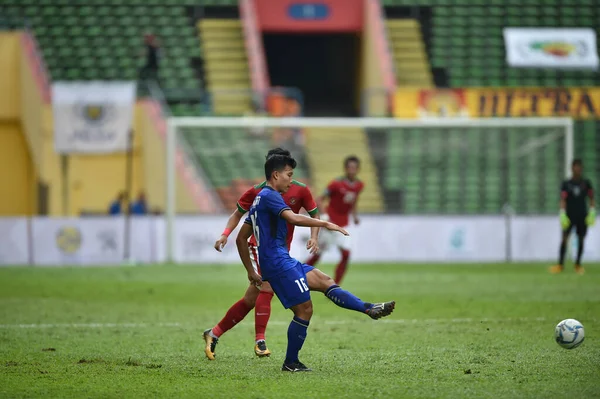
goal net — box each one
[166,117,573,262]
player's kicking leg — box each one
[305,266,395,319]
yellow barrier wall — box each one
[20,35,43,172]
[0,33,20,120]
[0,33,34,215]
[0,122,35,215]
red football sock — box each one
[334,249,350,285]
[254,291,274,341]
[212,298,252,338]
[305,253,321,266]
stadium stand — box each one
[1,0,597,214]
[0,1,203,102]
[377,0,600,214]
[305,128,384,213]
[181,126,310,210]
[368,126,582,215]
[386,19,433,88]
[198,19,252,115]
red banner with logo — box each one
[254,0,363,32]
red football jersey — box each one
[237,180,318,248]
[325,177,364,227]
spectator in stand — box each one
[130,192,148,215]
[140,33,161,83]
[108,192,126,215]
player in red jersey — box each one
[204,148,320,360]
[305,155,364,284]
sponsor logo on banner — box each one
[449,228,465,251]
[97,229,118,254]
[288,3,330,20]
[395,88,469,119]
[504,28,599,69]
[417,89,469,118]
[52,81,136,154]
[56,226,82,254]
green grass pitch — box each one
[1,263,599,398]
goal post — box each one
[165,117,574,263]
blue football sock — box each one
[285,316,309,364]
[325,285,371,313]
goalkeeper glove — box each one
[586,208,596,226]
[560,210,570,229]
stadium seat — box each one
[376,1,600,213]
[179,126,311,207]
[0,0,208,107]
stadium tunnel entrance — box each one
[263,33,360,117]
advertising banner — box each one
[467,87,600,119]
[511,217,600,262]
[31,218,124,265]
[394,88,600,119]
[504,28,599,70]
[2,216,598,266]
[394,88,469,119]
[52,81,136,154]
[0,218,29,265]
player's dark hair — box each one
[265,154,297,180]
[572,159,583,167]
[344,155,360,168]
[265,147,290,160]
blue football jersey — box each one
[245,186,295,279]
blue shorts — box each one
[267,262,314,309]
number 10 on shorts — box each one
[295,278,308,293]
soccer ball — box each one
[554,319,585,349]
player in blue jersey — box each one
[236,154,395,372]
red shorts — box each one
[249,244,261,275]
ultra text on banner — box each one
[394,87,600,119]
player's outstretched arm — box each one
[281,210,349,236]
[236,223,262,286]
[214,209,244,252]
[307,211,320,254]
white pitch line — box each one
[0,322,182,329]
[271,316,549,326]
[0,317,550,329]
